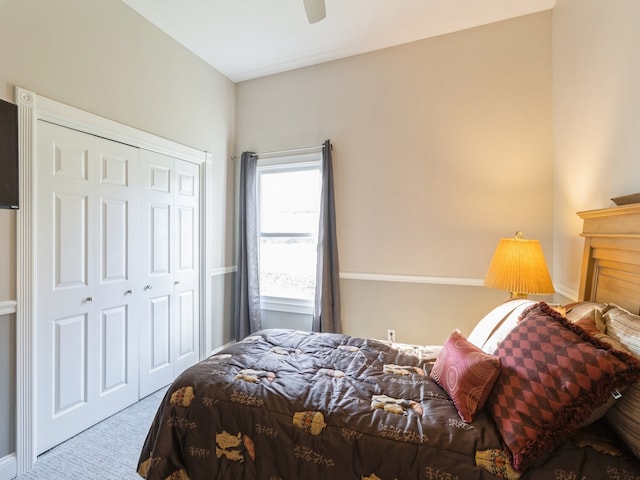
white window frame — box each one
[256,152,322,315]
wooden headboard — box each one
[578,204,640,314]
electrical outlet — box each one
[387,329,396,343]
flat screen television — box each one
[0,98,19,209]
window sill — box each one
[260,296,314,315]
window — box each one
[257,155,321,312]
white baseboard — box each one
[0,454,16,480]
[209,340,236,355]
[554,282,578,302]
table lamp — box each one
[484,231,554,299]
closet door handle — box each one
[125,289,133,295]
[174,281,180,286]
[85,296,94,302]
[144,285,152,291]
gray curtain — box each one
[234,151,262,340]
[313,139,342,333]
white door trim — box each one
[14,86,206,474]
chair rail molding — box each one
[0,300,17,316]
[339,272,484,286]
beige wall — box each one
[0,0,237,274]
[236,12,554,344]
[552,0,640,299]
[0,0,236,460]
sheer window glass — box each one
[257,160,321,306]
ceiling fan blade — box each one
[303,0,326,23]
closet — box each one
[35,120,200,454]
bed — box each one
[138,204,640,480]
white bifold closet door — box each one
[36,121,140,454]
[36,122,201,454]
[138,149,200,398]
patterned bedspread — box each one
[137,329,640,480]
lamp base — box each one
[509,292,528,299]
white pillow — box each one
[467,299,535,353]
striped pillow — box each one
[564,301,610,330]
[604,306,640,460]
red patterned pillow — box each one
[487,302,640,472]
[430,329,501,422]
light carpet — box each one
[17,388,167,480]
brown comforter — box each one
[138,329,640,480]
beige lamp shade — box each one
[484,232,554,299]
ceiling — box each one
[122,0,556,83]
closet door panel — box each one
[139,150,175,397]
[101,199,128,282]
[100,305,128,392]
[177,206,195,271]
[37,123,140,453]
[54,193,89,288]
[149,295,172,369]
[176,290,195,360]
[174,160,200,374]
[151,204,171,275]
[53,313,88,414]
[139,293,174,396]
[92,138,139,420]
[37,122,97,454]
